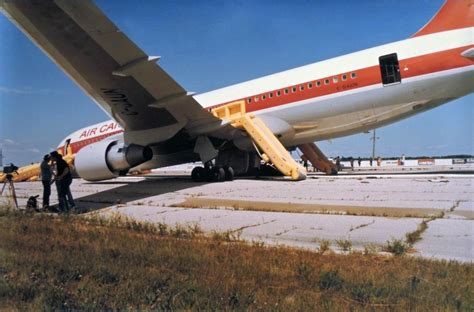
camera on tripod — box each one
[1,163,19,209]
[3,163,19,176]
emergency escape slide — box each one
[212,101,307,181]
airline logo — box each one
[78,121,121,139]
[57,121,124,155]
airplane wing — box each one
[0,0,223,145]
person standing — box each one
[40,154,52,210]
[51,151,74,212]
[358,157,362,167]
[64,167,75,210]
[335,156,341,171]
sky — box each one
[0,0,472,166]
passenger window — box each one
[316,81,321,87]
[269,92,273,98]
[308,83,313,88]
[292,87,297,93]
[333,77,338,83]
[247,98,252,103]
[254,96,259,102]
[351,72,357,79]
[277,90,281,96]
[284,89,289,95]
[342,74,347,81]
[300,85,304,91]
[262,95,266,100]
[324,79,330,85]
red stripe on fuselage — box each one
[206,45,473,113]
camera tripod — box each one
[1,174,18,209]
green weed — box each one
[335,239,352,252]
[384,238,409,256]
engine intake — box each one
[75,140,153,181]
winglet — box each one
[412,0,474,38]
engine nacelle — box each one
[75,140,153,181]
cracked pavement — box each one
[4,170,473,262]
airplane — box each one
[1,0,473,182]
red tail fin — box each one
[412,0,474,37]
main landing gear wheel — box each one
[207,167,225,182]
[224,166,234,181]
[191,166,232,182]
[191,166,206,182]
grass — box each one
[318,240,331,254]
[335,239,353,252]
[363,244,379,255]
[403,213,444,253]
[211,229,243,242]
[383,238,409,256]
[0,209,473,310]
[405,220,429,245]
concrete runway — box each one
[3,166,473,262]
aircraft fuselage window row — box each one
[247,72,357,104]
[72,132,116,149]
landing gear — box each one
[224,166,234,181]
[191,165,234,182]
[191,166,207,182]
[207,167,225,182]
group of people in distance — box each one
[40,151,75,213]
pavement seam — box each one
[349,220,376,232]
[406,212,444,250]
[275,226,297,236]
[230,219,277,233]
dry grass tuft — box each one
[383,238,409,256]
[318,240,331,254]
[336,239,353,252]
[405,220,429,245]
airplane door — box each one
[379,53,401,85]
[64,139,71,155]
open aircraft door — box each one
[379,53,402,86]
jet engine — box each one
[74,140,153,181]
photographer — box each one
[50,151,75,212]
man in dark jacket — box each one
[51,151,74,212]
[40,154,52,209]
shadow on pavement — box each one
[74,176,207,213]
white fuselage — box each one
[59,27,474,166]
[195,27,474,144]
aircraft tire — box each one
[215,167,226,182]
[191,166,206,182]
[224,166,234,181]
